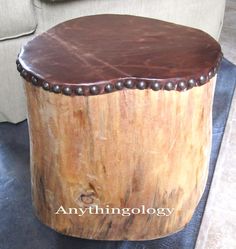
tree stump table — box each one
[16,14,222,240]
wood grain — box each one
[25,77,216,240]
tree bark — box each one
[25,77,215,240]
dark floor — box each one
[0,58,235,249]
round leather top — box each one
[17,14,222,96]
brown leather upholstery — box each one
[17,14,222,96]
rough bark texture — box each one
[25,77,215,240]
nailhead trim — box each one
[105,83,114,93]
[178,81,187,91]
[16,53,223,96]
[42,82,50,90]
[52,85,61,93]
[75,87,84,95]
